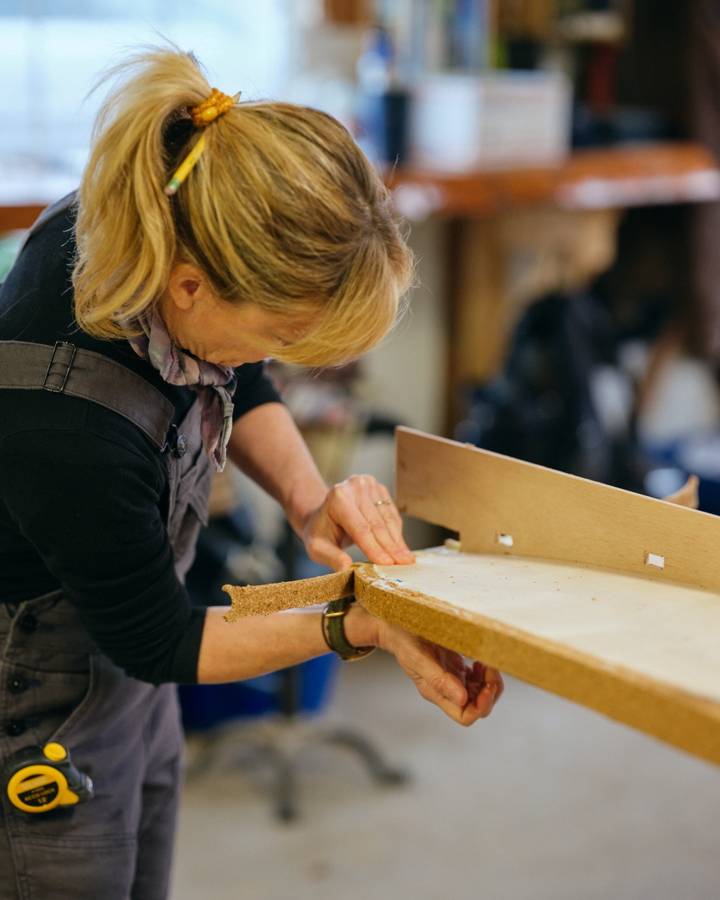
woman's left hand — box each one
[301,474,415,571]
[377,622,505,727]
[344,604,504,726]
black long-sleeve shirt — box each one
[0,199,281,684]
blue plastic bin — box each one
[178,653,340,732]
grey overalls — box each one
[0,199,213,900]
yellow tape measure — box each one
[5,742,93,814]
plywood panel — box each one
[396,427,720,594]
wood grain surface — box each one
[396,427,720,594]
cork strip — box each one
[222,568,355,621]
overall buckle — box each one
[42,342,77,394]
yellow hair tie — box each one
[164,87,239,197]
[190,87,237,126]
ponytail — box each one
[74,48,211,337]
[73,46,414,365]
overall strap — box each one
[0,341,174,451]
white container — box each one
[410,71,572,172]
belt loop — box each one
[43,341,77,394]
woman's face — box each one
[159,263,316,367]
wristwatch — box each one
[321,596,376,662]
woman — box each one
[0,49,502,899]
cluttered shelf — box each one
[386,141,720,219]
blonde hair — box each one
[73,47,414,366]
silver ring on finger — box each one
[373,498,393,507]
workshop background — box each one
[4,2,720,899]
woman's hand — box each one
[301,474,415,571]
[377,622,504,727]
[346,605,504,727]
[301,473,503,725]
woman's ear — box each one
[167,263,205,311]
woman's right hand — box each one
[346,604,504,727]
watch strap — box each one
[322,596,375,662]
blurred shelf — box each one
[3,142,719,233]
[386,142,720,219]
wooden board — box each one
[355,548,720,765]
[396,427,720,594]
[387,428,720,764]
[223,427,720,765]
